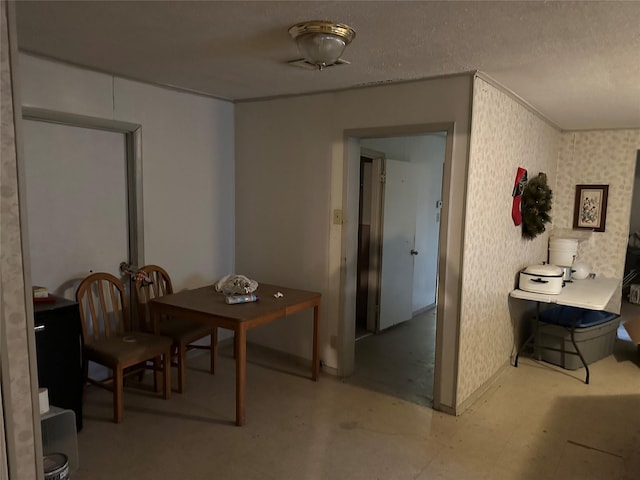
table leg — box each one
[235,327,246,426]
[533,302,541,360]
[514,302,541,367]
[514,333,534,367]
[312,304,320,381]
[211,327,218,375]
[569,325,590,384]
[162,349,171,399]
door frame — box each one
[21,107,144,452]
[359,149,384,333]
[340,122,457,413]
[21,107,145,273]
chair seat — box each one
[85,332,172,366]
[160,317,213,344]
[135,264,215,393]
[76,271,172,422]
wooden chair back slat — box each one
[87,285,99,342]
[76,272,129,343]
[135,265,173,332]
[133,264,215,393]
[75,270,172,422]
[98,279,111,336]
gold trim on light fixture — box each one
[288,20,356,70]
[288,20,356,44]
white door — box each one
[22,120,129,299]
[379,159,418,330]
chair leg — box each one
[153,357,162,393]
[177,343,186,394]
[163,349,171,400]
[210,328,217,375]
[114,365,124,423]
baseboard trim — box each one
[454,360,511,415]
[413,303,436,316]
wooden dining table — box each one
[149,282,321,426]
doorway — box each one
[347,133,446,406]
[621,151,640,334]
[355,155,380,339]
[22,119,128,296]
[624,151,640,287]
[21,109,144,384]
[21,108,144,298]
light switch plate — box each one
[333,209,343,225]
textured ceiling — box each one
[14,0,640,130]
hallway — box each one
[344,308,436,407]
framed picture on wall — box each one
[573,184,609,232]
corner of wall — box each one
[458,77,561,409]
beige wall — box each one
[1,2,40,478]
[458,77,561,405]
[554,129,640,312]
[235,75,473,411]
[459,81,640,407]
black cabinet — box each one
[34,297,83,431]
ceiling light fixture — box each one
[288,20,356,70]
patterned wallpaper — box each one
[1,3,39,478]
[457,77,560,406]
[554,131,640,302]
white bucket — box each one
[549,238,578,266]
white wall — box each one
[23,120,128,297]
[235,76,472,412]
[18,53,235,292]
[360,135,445,311]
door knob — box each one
[410,249,419,256]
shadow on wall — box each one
[56,276,85,301]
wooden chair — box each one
[75,272,172,423]
[134,265,217,393]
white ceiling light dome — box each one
[288,20,356,70]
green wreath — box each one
[521,172,553,240]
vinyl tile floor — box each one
[344,308,436,408]
[69,306,640,480]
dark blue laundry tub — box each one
[537,306,620,370]
[539,305,618,328]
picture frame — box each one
[573,184,609,232]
